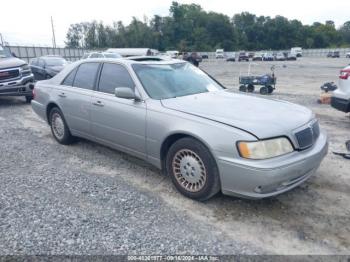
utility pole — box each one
[0,33,4,46]
[51,16,56,48]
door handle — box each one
[92,100,104,107]
[58,92,66,98]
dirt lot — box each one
[0,57,349,255]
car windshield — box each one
[103,53,121,58]
[133,63,223,99]
[0,46,11,58]
[45,58,67,66]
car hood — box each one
[0,57,26,69]
[161,90,313,139]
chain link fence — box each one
[3,45,350,62]
[204,48,350,59]
[3,45,86,63]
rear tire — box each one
[166,137,221,201]
[239,85,247,92]
[267,85,274,94]
[49,107,74,145]
[260,86,269,95]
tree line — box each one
[65,1,350,51]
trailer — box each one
[239,65,276,95]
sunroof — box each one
[129,57,164,62]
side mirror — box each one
[115,87,141,101]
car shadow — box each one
[0,96,28,107]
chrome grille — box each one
[0,69,20,82]
[295,120,320,149]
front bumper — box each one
[217,130,328,199]
[0,74,34,97]
[331,96,350,113]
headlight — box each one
[20,64,30,71]
[237,137,294,160]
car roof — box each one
[76,56,186,66]
[40,55,65,59]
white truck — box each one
[291,47,302,57]
[215,49,225,59]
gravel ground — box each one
[0,57,349,255]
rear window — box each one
[73,63,100,90]
[61,67,78,86]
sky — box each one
[1,0,349,47]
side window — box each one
[30,58,37,66]
[73,63,100,90]
[98,63,135,94]
[61,67,78,86]
[38,59,45,68]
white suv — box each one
[81,52,121,59]
[331,65,350,113]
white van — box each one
[331,65,350,113]
[215,49,225,59]
[291,47,302,57]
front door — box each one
[90,62,147,158]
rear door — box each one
[56,62,100,138]
[91,62,147,158]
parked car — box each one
[333,51,340,58]
[30,56,68,80]
[262,53,274,61]
[238,52,249,62]
[275,52,286,61]
[327,51,340,58]
[184,52,202,66]
[226,52,236,62]
[215,49,225,59]
[81,52,122,59]
[31,58,328,200]
[346,52,350,58]
[331,65,350,113]
[248,52,255,58]
[201,52,209,59]
[252,53,263,61]
[0,45,34,103]
[286,52,297,61]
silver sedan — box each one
[31,57,328,201]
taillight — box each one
[339,69,350,80]
[32,87,36,100]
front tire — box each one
[239,85,247,92]
[166,137,221,201]
[49,107,74,145]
